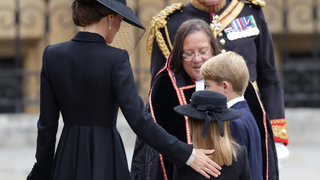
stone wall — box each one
[1,0,319,112]
[0,0,76,113]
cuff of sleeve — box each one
[270,118,289,146]
[186,148,196,166]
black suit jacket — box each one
[230,101,263,180]
[27,32,192,180]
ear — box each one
[107,14,114,23]
[221,81,231,94]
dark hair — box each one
[170,19,220,76]
[72,0,117,27]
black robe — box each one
[131,60,195,180]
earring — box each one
[109,21,112,29]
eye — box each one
[199,50,208,55]
[183,52,194,59]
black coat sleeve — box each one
[27,45,60,180]
[111,50,193,166]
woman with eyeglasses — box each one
[131,19,220,180]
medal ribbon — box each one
[210,0,240,25]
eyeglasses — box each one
[182,49,210,61]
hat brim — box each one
[174,104,242,122]
[97,0,145,30]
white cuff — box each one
[276,142,290,169]
[186,148,196,166]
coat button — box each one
[220,39,226,45]
[221,49,226,53]
[218,32,223,37]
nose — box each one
[193,54,202,63]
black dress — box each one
[174,145,251,180]
[26,32,193,180]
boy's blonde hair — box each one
[200,52,249,95]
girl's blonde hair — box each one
[188,117,240,166]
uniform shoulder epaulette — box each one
[147,3,184,58]
[242,0,266,7]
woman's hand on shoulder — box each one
[190,149,221,179]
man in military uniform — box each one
[146,0,289,180]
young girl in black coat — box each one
[174,90,252,180]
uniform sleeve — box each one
[111,50,192,166]
[240,146,252,180]
[27,45,60,180]
[255,8,288,145]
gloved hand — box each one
[275,142,290,169]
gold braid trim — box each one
[252,80,259,91]
[147,3,184,59]
[242,0,266,7]
[272,124,289,140]
[164,26,173,51]
[270,119,287,124]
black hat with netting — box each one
[97,0,145,53]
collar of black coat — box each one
[175,69,194,88]
[191,0,226,13]
[72,31,107,44]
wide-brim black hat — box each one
[97,0,145,30]
[97,0,145,53]
[174,91,242,138]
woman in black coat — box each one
[26,0,221,180]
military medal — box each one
[210,13,221,38]
[224,15,260,41]
[205,0,245,39]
